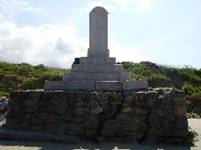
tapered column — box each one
[88,6,109,57]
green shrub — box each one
[22,79,43,90]
[182,83,201,102]
[182,83,195,95]
[41,73,63,81]
[0,91,9,97]
[0,62,67,91]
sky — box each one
[0,0,201,68]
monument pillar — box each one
[88,6,109,57]
[44,6,148,91]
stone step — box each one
[44,81,122,91]
[66,72,120,81]
[80,57,116,64]
[71,63,123,73]
[87,49,109,57]
[44,80,148,91]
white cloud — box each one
[0,16,88,68]
[0,0,43,20]
[109,37,148,63]
[0,17,146,68]
[85,0,154,13]
[0,16,147,68]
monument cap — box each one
[90,6,108,14]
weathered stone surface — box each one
[123,80,148,90]
[0,96,8,114]
[44,81,96,91]
[71,64,125,74]
[91,106,103,114]
[96,81,122,91]
[79,57,116,64]
[0,128,82,144]
[5,88,189,144]
[45,80,148,91]
[187,96,201,117]
[0,96,8,126]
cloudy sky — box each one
[0,0,201,68]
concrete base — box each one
[44,80,148,91]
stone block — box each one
[88,49,109,57]
[85,72,119,81]
[96,81,122,91]
[87,64,108,72]
[46,75,147,91]
[44,81,96,91]
[93,72,119,81]
[67,72,86,81]
[69,81,95,91]
[86,73,95,81]
[80,57,105,64]
[123,80,148,90]
[72,64,118,73]
[71,64,86,72]
[80,57,116,64]
[86,64,115,73]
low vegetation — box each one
[123,61,201,95]
[0,62,67,96]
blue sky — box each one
[0,0,201,68]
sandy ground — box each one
[0,119,200,150]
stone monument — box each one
[4,7,189,144]
[44,6,148,91]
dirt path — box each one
[0,119,200,150]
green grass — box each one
[0,91,9,97]
[124,61,200,89]
[182,83,201,102]
[0,62,67,96]
[122,61,169,80]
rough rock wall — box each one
[6,88,188,143]
[187,98,201,118]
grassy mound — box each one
[0,62,67,96]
